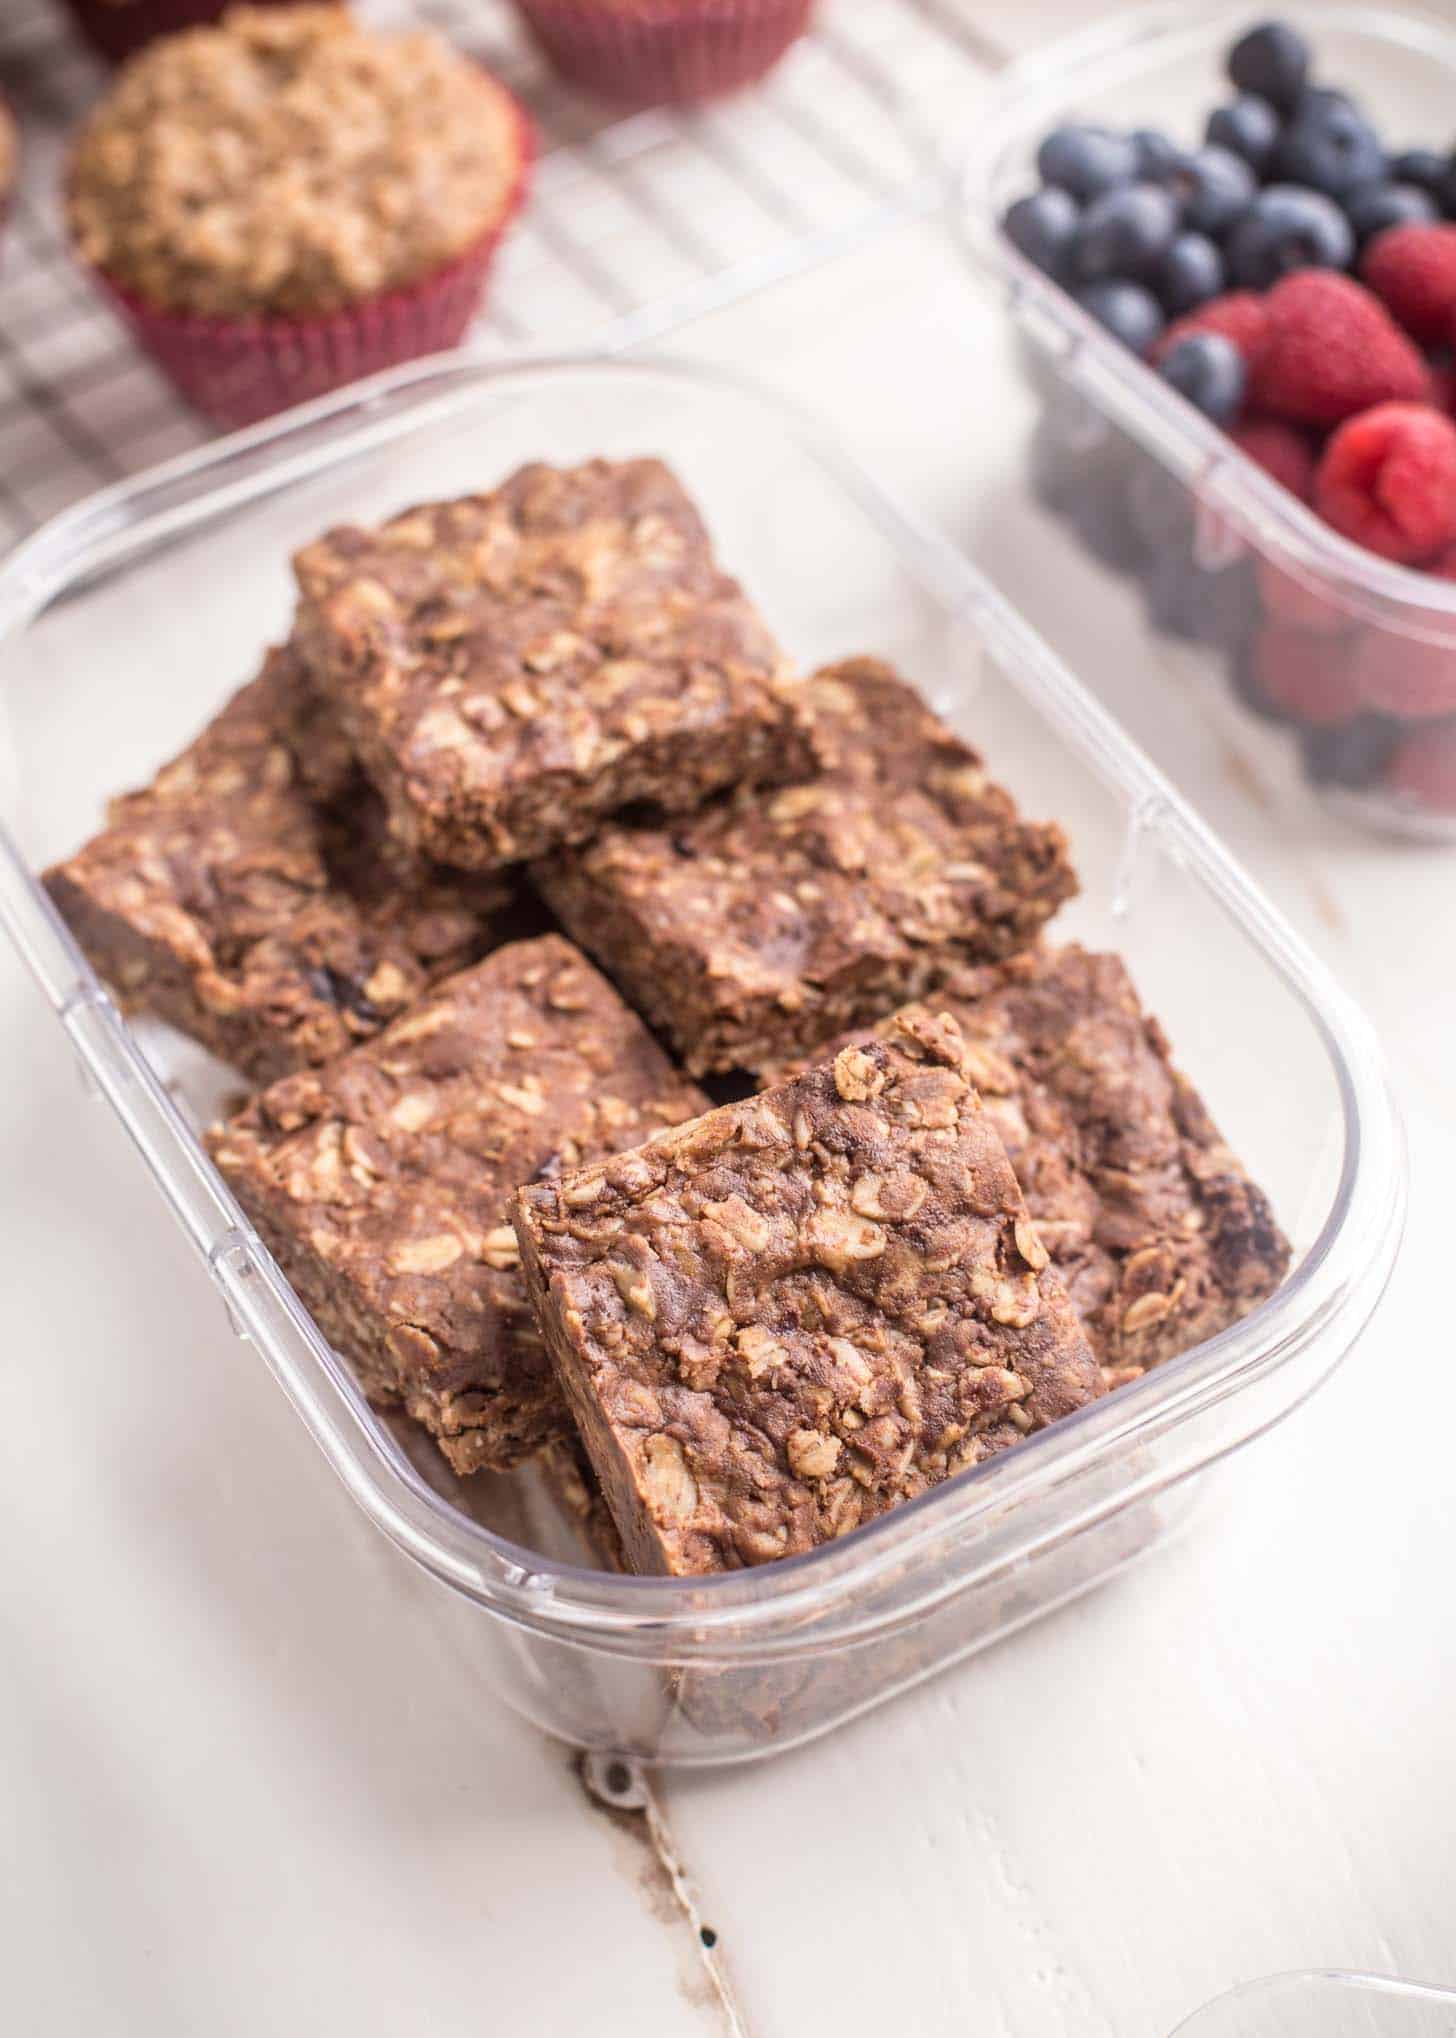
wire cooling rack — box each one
[0,0,993,552]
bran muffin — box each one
[66,6,533,425]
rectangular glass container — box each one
[957,2,1456,839]
[0,355,1404,1765]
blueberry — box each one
[1037,125,1139,203]
[1126,458,1195,560]
[1002,187,1081,277]
[1227,20,1310,112]
[1144,552,1207,640]
[1144,551,1253,648]
[1206,560,1258,653]
[1157,333,1247,422]
[1225,184,1354,287]
[1028,413,1089,517]
[1157,231,1226,315]
[1300,714,1402,789]
[1131,128,1186,183]
[1391,147,1449,199]
[1228,641,1290,724]
[1345,181,1439,247]
[1275,102,1386,199]
[1297,85,1362,122]
[1073,279,1165,354]
[1030,396,1146,554]
[1066,482,1151,574]
[1027,393,1116,513]
[1072,182,1181,280]
[1206,95,1281,173]
[1176,145,1258,237]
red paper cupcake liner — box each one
[59,0,312,67]
[0,96,15,273]
[515,0,814,106]
[76,103,535,433]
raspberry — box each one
[1315,402,1456,562]
[1385,722,1456,812]
[1351,628,1456,719]
[1301,713,1400,792]
[1251,272,1434,425]
[1431,360,1456,417]
[1153,291,1270,370]
[1360,223,1456,342]
[1250,620,1362,725]
[1256,557,1349,632]
[1230,417,1316,500]
[1229,640,1287,723]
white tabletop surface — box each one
[5,11,1456,2035]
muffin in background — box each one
[58,0,308,67]
[65,6,533,429]
[514,0,813,106]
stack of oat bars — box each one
[45,457,1290,1579]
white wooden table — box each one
[4,14,1455,2036]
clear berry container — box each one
[957,2,1456,841]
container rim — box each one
[1170,1968,1456,2033]
[954,0,1456,647]
[0,349,1406,1658]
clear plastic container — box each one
[0,354,1405,1765]
[958,2,1456,840]
[1174,1971,1456,2035]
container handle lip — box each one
[0,347,1409,1654]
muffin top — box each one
[66,6,527,319]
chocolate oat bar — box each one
[292,458,810,870]
[44,645,514,1084]
[534,658,1077,1075]
[209,936,709,1474]
[537,1436,627,1572]
[770,946,1292,1387]
[512,1009,1102,1575]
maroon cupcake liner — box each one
[514,0,814,106]
[0,96,15,272]
[59,0,312,67]
[75,102,535,433]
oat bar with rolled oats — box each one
[764,946,1292,1392]
[511,1008,1102,1575]
[44,644,514,1084]
[534,657,1077,1075]
[209,935,708,1473]
[537,1436,627,1572]
[292,458,811,871]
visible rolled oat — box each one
[44,644,513,1083]
[512,1005,1101,1575]
[208,935,708,1473]
[536,658,1077,1073]
[293,458,811,870]
[765,945,1291,1387]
